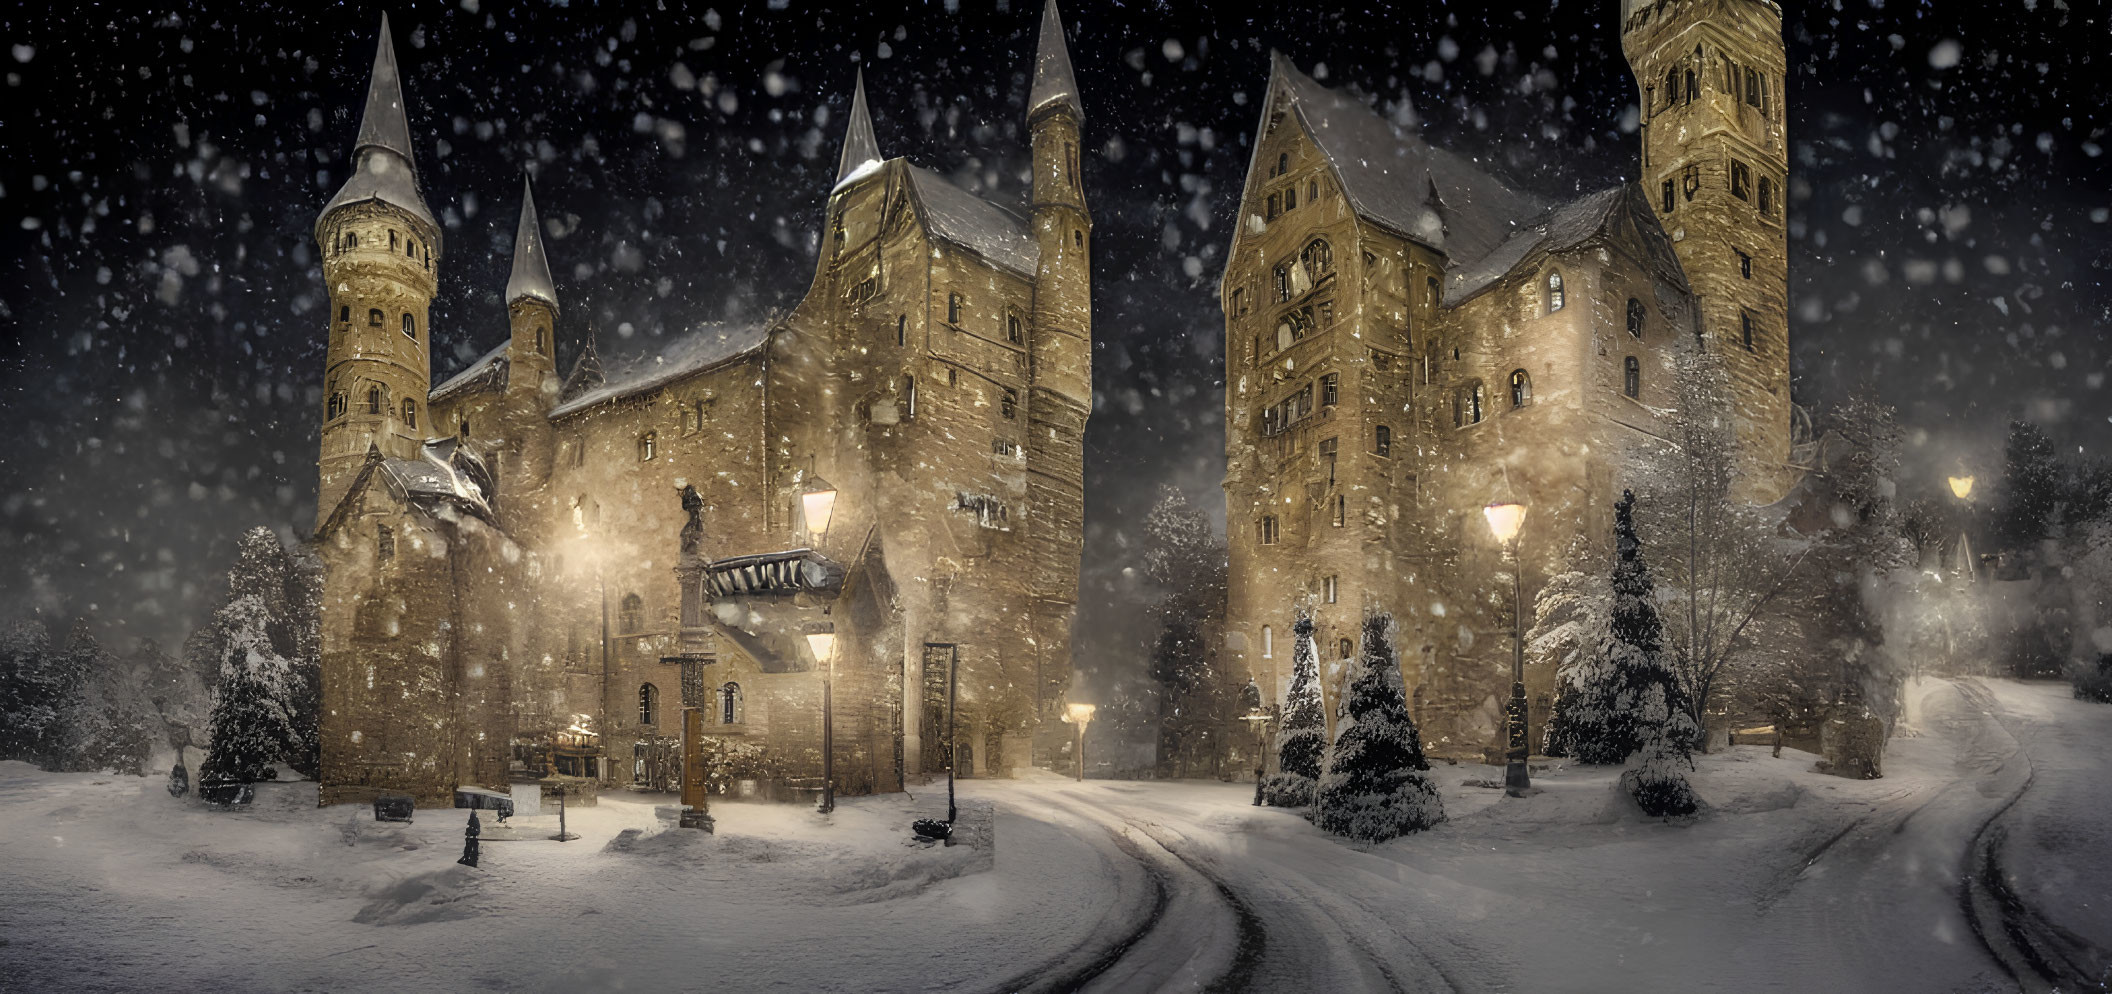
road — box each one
[979,678,2110,994]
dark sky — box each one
[2,2,2105,690]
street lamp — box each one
[800,475,838,548]
[1948,475,1975,501]
[1239,679,1271,806]
[1948,473,1978,584]
[1484,501,1531,797]
[805,622,838,814]
[1061,702,1096,782]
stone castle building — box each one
[1222,0,1795,756]
[311,4,1092,805]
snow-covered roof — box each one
[1443,183,1689,306]
[906,166,1040,278]
[505,177,558,312]
[835,69,883,188]
[1260,53,1544,264]
[548,321,772,420]
[380,437,496,522]
[429,341,509,403]
[1027,0,1084,123]
[318,14,437,236]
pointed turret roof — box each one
[506,176,558,311]
[318,14,437,236]
[1027,0,1084,123]
[834,69,883,188]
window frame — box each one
[1627,297,1646,337]
[1545,270,1565,314]
[639,683,658,727]
[1373,424,1392,458]
[1509,369,1532,409]
[1623,356,1641,399]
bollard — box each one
[457,810,481,868]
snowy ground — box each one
[1,677,2105,993]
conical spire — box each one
[505,176,558,312]
[353,13,419,174]
[559,330,605,402]
[1027,0,1084,123]
[318,13,436,235]
[834,69,882,187]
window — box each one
[1682,163,1701,202]
[1741,311,1756,352]
[1002,388,1018,419]
[1266,192,1281,220]
[639,684,658,727]
[1320,373,1338,407]
[1738,249,1753,279]
[1339,638,1354,659]
[1324,575,1339,604]
[1758,177,1773,216]
[402,313,416,339]
[377,524,394,561]
[1685,68,1697,101]
[1284,185,1297,211]
[345,232,358,249]
[1332,493,1346,527]
[1664,67,1680,108]
[992,438,1018,457]
[401,398,417,429]
[638,431,656,462]
[1301,238,1333,280]
[947,293,963,324]
[1454,381,1485,426]
[1730,160,1752,201]
[1745,67,1761,107]
[571,494,588,530]
[1661,178,1675,214]
[720,682,742,724]
[1262,625,1275,659]
[1259,515,1279,545]
[1066,141,1078,189]
[460,420,471,439]
[1624,356,1641,399]
[406,239,416,259]
[947,367,959,387]
[1277,152,1288,175]
[1007,312,1024,345]
[1627,298,1646,337]
[1274,262,1294,302]
[366,386,383,415]
[1509,369,1532,408]
[897,315,907,347]
[368,308,384,326]
[1074,229,1083,251]
[1320,436,1338,485]
[618,593,643,635]
[1308,179,1319,202]
[1230,287,1246,317]
[1546,271,1565,313]
[389,230,398,250]
[1373,424,1392,457]
[535,326,548,356]
[901,374,917,419]
[338,305,349,323]
[1426,276,1440,308]
[326,393,345,420]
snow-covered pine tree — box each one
[1526,562,1613,760]
[1622,682,1700,818]
[0,619,63,762]
[1993,419,2064,558]
[1315,611,1442,841]
[199,593,297,797]
[1564,491,1695,766]
[187,527,322,778]
[1599,490,1700,814]
[1262,612,1323,807]
[49,619,153,775]
[1142,486,1235,778]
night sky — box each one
[2,2,2105,693]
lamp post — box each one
[1484,501,1530,797]
[1948,474,1977,583]
[800,472,842,815]
[1239,679,1271,806]
[1061,702,1096,781]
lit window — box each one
[1624,356,1641,399]
[720,682,742,724]
[1509,369,1532,408]
[639,684,658,726]
[1262,625,1275,659]
[1321,373,1338,407]
[1546,271,1565,313]
[402,313,416,339]
[401,398,416,429]
[1454,382,1485,427]
[619,593,644,635]
[1324,575,1338,604]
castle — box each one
[312,4,1091,804]
[1221,0,1796,756]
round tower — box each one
[314,13,440,528]
[1026,0,1091,410]
[1623,0,1792,502]
[499,176,560,502]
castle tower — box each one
[499,176,560,498]
[1623,0,1792,501]
[314,13,440,527]
[1023,0,1092,709]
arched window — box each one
[1006,311,1024,345]
[366,386,383,415]
[1262,625,1275,659]
[1301,238,1333,280]
[720,682,742,724]
[1627,298,1646,337]
[1624,356,1641,399]
[368,308,384,326]
[326,393,345,420]
[1276,152,1288,176]
[346,232,358,249]
[1509,369,1532,408]
[401,398,416,429]
[1373,424,1392,457]
[1545,271,1565,313]
[638,431,656,462]
[1339,638,1354,659]
[338,305,350,323]
[618,593,643,635]
[638,684,658,726]
[1274,261,1294,302]
[1453,381,1485,427]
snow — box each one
[3,677,2102,991]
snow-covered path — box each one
[0,678,2103,993]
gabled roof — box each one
[429,341,509,403]
[318,13,437,236]
[558,333,605,403]
[1444,183,1689,306]
[548,320,773,420]
[834,69,883,188]
[905,166,1040,278]
[1027,0,1084,123]
[1251,53,1544,264]
[315,439,497,541]
[505,176,558,311]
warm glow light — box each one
[1063,702,1097,725]
[804,630,836,667]
[800,481,838,544]
[1949,475,1975,501]
[1484,502,1527,544]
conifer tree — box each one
[199,594,296,798]
[1603,490,1700,814]
[1315,612,1442,841]
[0,620,63,762]
[1262,612,1323,807]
